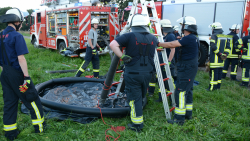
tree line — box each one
[0,7,34,31]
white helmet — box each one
[131,14,150,27]
[91,18,99,24]
[0,8,25,23]
[173,25,179,31]
[160,19,172,27]
[176,16,196,25]
[208,22,223,29]
[230,24,240,30]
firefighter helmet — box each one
[131,14,150,27]
[173,25,179,31]
[230,24,240,30]
[208,22,223,29]
[160,19,172,27]
[91,18,99,24]
[176,16,197,33]
[0,8,25,23]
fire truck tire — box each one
[32,37,39,48]
[58,42,66,53]
[198,42,208,66]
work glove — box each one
[218,53,227,60]
[92,49,97,55]
[157,46,163,50]
[121,54,132,63]
[168,61,171,65]
[99,48,103,52]
[19,76,31,93]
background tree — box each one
[0,7,12,31]
[21,9,34,31]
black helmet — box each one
[0,8,25,23]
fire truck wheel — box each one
[32,37,38,48]
[198,42,208,66]
[58,42,66,53]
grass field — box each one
[19,31,30,37]
[0,38,249,140]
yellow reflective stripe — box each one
[248,43,250,56]
[79,68,85,72]
[214,39,220,54]
[242,56,250,60]
[230,65,238,75]
[32,117,44,125]
[175,107,186,115]
[242,68,249,82]
[93,69,99,72]
[242,78,249,82]
[158,89,161,92]
[228,54,239,58]
[210,39,215,43]
[210,70,215,91]
[31,102,43,133]
[129,100,135,118]
[131,116,143,124]
[235,49,241,52]
[149,83,155,87]
[4,123,17,131]
[237,45,242,48]
[186,104,193,111]
[218,80,221,84]
[238,39,243,44]
[222,70,227,73]
[179,91,185,109]
[210,81,218,84]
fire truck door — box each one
[79,8,91,45]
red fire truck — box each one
[121,0,250,65]
[29,0,118,58]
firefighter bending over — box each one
[0,8,46,140]
[158,16,199,125]
[110,14,158,132]
[236,27,250,87]
[75,18,102,78]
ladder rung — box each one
[116,70,123,73]
[157,49,164,51]
[153,34,159,36]
[163,78,169,81]
[160,63,166,66]
[150,19,156,22]
[137,5,142,8]
[166,92,173,97]
[108,93,116,96]
[112,82,120,86]
[147,5,153,8]
[170,107,175,112]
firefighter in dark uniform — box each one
[155,19,176,102]
[207,22,230,91]
[236,27,250,87]
[110,14,158,132]
[173,25,181,64]
[222,24,241,80]
[158,16,199,125]
[0,8,45,140]
[75,18,102,78]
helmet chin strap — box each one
[12,22,22,31]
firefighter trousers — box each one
[209,68,223,91]
[0,65,45,139]
[174,58,198,121]
[75,46,100,77]
[241,60,250,85]
[124,62,153,128]
[222,58,239,80]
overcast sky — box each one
[1,0,48,11]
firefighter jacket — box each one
[209,32,230,68]
[236,35,250,62]
[227,32,240,58]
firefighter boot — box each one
[240,82,249,88]
[127,123,143,132]
[155,92,162,102]
[167,119,184,126]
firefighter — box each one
[155,19,176,102]
[222,24,241,80]
[75,18,102,78]
[158,16,199,125]
[109,14,158,132]
[173,25,181,39]
[0,8,45,140]
[207,22,230,91]
[236,27,250,87]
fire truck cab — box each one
[30,0,118,58]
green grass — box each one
[19,31,30,37]
[0,39,250,140]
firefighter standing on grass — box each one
[222,24,241,81]
[110,14,158,132]
[207,22,230,91]
[0,8,45,140]
[75,18,102,78]
[236,27,250,87]
[158,16,199,125]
